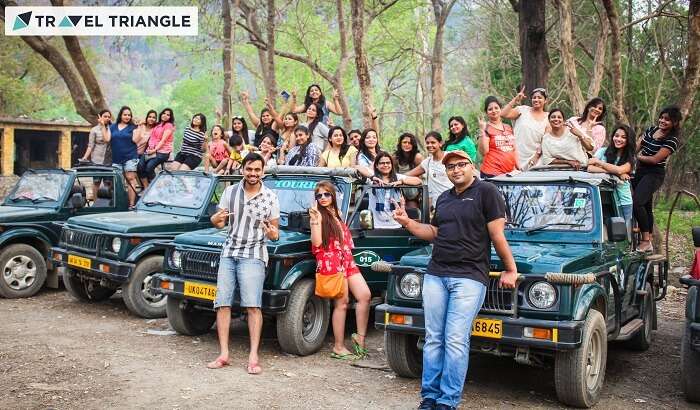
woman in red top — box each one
[478,96,518,178]
[309,181,371,359]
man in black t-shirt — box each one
[393,150,517,410]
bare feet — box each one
[247,362,262,374]
[206,356,230,369]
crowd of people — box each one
[79,82,683,410]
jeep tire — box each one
[63,269,116,301]
[122,255,166,318]
[627,282,655,351]
[555,309,607,408]
[0,244,47,299]
[166,297,216,336]
[681,324,700,402]
[276,278,330,356]
[385,331,422,378]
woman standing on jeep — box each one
[309,181,371,360]
[632,105,682,252]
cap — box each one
[442,150,473,165]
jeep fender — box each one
[572,282,607,321]
[279,259,317,290]
[125,240,168,264]
[0,228,55,255]
[687,285,700,323]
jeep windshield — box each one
[140,174,212,210]
[495,183,594,232]
[6,172,71,206]
[263,178,346,226]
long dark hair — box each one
[604,124,636,169]
[304,84,326,112]
[327,126,351,161]
[231,116,250,144]
[394,133,419,167]
[307,102,324,137]
[144,110,158,128]
[158,108,175,125]
[314,181,343,247]
[255,109,276,147]
[358,128,381,162]
[446,116,469,146]
[289,125,311,166]
[283,112,299,131]
[578,97,606,123]
[658,105,683,138]
[116,106,135,126]
[483,96,501,112]
[373,151,398,182]
[190,113,207,133]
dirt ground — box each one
[1,284,699,410]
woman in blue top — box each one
[109,106,139,208]
[587,124,635,232]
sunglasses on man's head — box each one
[315,192,332,200]
[445,161,471,171]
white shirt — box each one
[513,106,548,170]
[420,157,452,208]
[369,174,406,229]
[539,130,590,167]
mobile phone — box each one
[280,90,290,101]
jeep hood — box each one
[0,206,55,222]
[66,211,198,234]
[174,227,312,255]
[400,242,599,274]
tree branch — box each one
[620,0,675,30]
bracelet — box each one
[310,222,320,226]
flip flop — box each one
[206,357,230,369]
[330,352,357,360]
[351,333,369,358]
[247,362,263,375]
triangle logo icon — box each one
[13,11,32,30]
[68,15,82,26]
[59,16,73,27]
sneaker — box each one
[435,404,456,410]
[418,398,437,410]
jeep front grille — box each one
[181,250,220,282]
[481,276,517,316]
[61,228,99,253]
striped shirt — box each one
[285,143,320,167]
[219,182,280,264]
[180,127,206,158]
[639,126,679,171]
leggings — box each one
[631,169,665,234]
[137,152,169,182]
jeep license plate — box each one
[67,254,91,270]
[183,282,217,301]
[471,318,502,339]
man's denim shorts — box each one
[214,256,266,309]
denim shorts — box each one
[213,256,266,309]
[115,158,139,172]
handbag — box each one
[314,247,346,299]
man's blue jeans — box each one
[421,273,486,408]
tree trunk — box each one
[429,0,457,132]
[222,0,234,129]
[350,0,374,128]
[62,37,108,113]
[517,0,549,94]
[678,0,700,121]
[602,0,629,124]
[556,0,585,114]
[265,0,277,102]
[334,0,353,129]
[588,7,609,99]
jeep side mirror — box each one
[608,216,627,242]
[69,193,85,209]
[359,209,373,230]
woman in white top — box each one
[302,102,329,151]
[355,128,381,174]
[405,131,452,209]
[359,152,422,229]
[530,109,594,170]
[500,86,549,170]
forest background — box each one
[0,0,698,197]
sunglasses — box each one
[315,192,332,200]
[445,161,471,171]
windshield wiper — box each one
[142,200,168,207]
[31,196,57,203]
[525,222,585,234]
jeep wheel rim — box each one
[302,296,323,342]
[2,255,36,291]
[142,273,166,307]
[585,325,604,390]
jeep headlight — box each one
[170,250,182,269]
[528,281,557,309]
[399,273,422,299]
[111,237,122,253]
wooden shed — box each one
[0,117,92,176]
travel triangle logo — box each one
[13,11,31,30]
[59,16,72,27]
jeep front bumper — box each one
[151,274,290,313]
[51,246,133,283]
[375,303,584,350]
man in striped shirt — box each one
[207,153,280,374]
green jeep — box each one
[52,170,240,318]
[151,166,431,356]
[0,166,129,298]
[374,170,668,408]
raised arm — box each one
[500,86,526,120]
[477,117,489,156]
[291,90,306,114]
[241,91,261,128]
[326,89,343,115]
[265,98,285,129]
[309,205,322,247]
